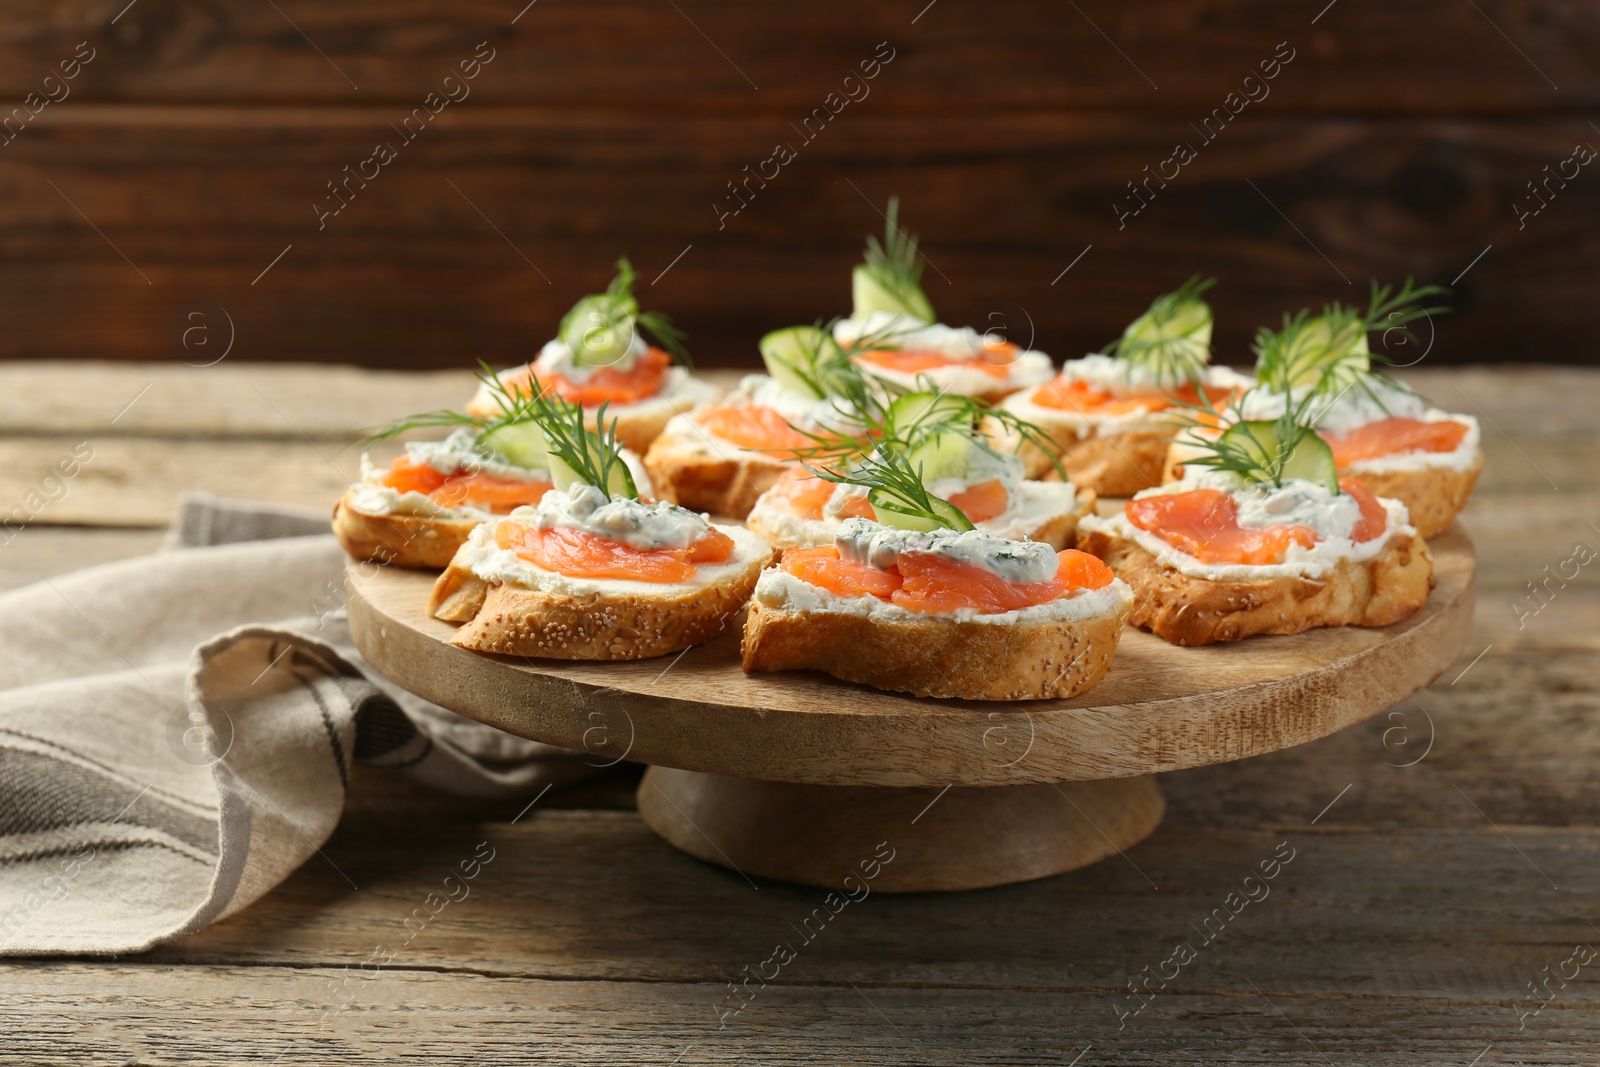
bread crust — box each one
[741,599,1128,701]
[1000,411,1171,496]
[643,416,796,519]
[332,490,480,570]
[429,541,772,660]
[1077,527,1435,646]
[1344,460,1482,540]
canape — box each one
[466,259,719,454]
[430,391,770,660]
[643,324,867,519]
[745,390,1093,551]
[1168,281,1480,539]
[999,276,1251,495]
[740,438,1134,701]
[334,428,558,569]
[1079,410,1434,646]
[831,199,1052,403]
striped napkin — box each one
[0,493,595,956]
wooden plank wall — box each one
[0,0,1595,369]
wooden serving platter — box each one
[347,527,1476,787]
[346,529,1475,891]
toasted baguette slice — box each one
[994,397,1173,497]
[741,596,1130,701]
[746,484,1097,553]
[332,489,480,570]
[1077,526,1435,646]
[643,413,796,520]
[1342,460,1482,540]
[467,369,721,454]
[429,525,772,660]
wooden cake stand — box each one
[346,528,1476,892]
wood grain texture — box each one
[345,530,1474,786]
[636,767,1165,891]
[0,111,1596,367]
[0,0,1593,111]
[5,363,1599,1064]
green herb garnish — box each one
[1105,275,1217,388]
[851,197,936,323]
[559,257,690,368]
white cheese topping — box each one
[523,483,710,550]
[531,333,649,382]
[753,566,1132,625]
[1080,469,1412,581]
[833,516,1060,584]
[832,312,1054,393]
[1238,378,1427,432]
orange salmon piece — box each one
[946,479,1009,523]
[695,405,816,458]
[1320,417,1467,467]
[381,455,450,495]
[889,549,1107,613]
[496,522,731,583]
[780,545,902,600]
[1338,476,1388,543]
[1031,377,1169,415]
[853,343,1015,379]
[1127,489,1319,566]
[429,473,553,511]
[500,348,671,408]
[775,471,836,518]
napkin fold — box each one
[0,493,596,956]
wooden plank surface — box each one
[1,110,1597,367]
[3,362,1599,1064]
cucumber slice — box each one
[560,294,638,367]
[904,430,973,484]
[885,392,969,438]
[759,326,835,399]
[1125,298,1212,348]
[1217,420,1339,492]
[868,490,973,532]
[1280,315,1370,387]
[477,423,550,470]
[851,264,935,324]
[547,440,636,497]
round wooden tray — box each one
[346,527,1475,891]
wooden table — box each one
[3,361,1596,1065]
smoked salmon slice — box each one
[1032,376,1236,416]
[382,457,553,512]
[853,340,1019,379]
[497,522,734,583]
[1126,489,1318,566]
[696,405,818,458]
[1339,477,1388,543]
[500,347,671,407]
[779,545,1113,613]
[945,479,1009,523]
[773,472,875,519]
[1320,417,1467,467]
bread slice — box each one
[467,369,721,454]
[331,489,480,570]
[1343,460,1482,540]
[994,396,1172,496]
[741,596,1130,701]
[429,525,772,660]
[1076,526,1435,646]
[643,414,796,520]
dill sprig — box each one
[1105,274,1217,387]
[1255,277,1449,403]
[854,197,937,323]
[558,257,692,367]
[1174,383,1338,492]
[356,362,639,498]
[809,447,976,531]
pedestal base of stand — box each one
[637,767,1165,892]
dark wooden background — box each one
[1,0,1596,370]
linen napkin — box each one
[0,492,597,956]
